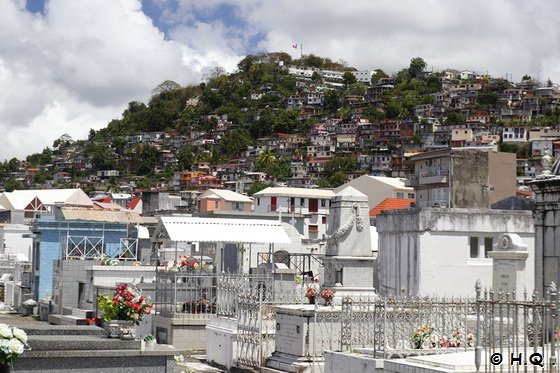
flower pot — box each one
[322,297,333,306]
[145,340,156,348]
[308,296,315,304]
[0,363,10,373]
[102,320,135,339]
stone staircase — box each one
[24,323,141,351]
[47,307,95,326]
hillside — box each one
[2,52,557,193]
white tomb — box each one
[322,186,376,298]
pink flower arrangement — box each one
[162,255,213,272]
[97,284,153,325]
[305,288,317,298]
[320,288,334,300]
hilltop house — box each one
[197,189,253,214]
[405,147,516,208]
[253,187,335,241]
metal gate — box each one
[237,291,262,368]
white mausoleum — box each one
[376,207,535,297]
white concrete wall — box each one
[206,317,238,369]
[90,266,156,288]
[417,231,533,297]
[377,208,535,297]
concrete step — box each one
[62,306,73,315]
[48,314,88,326]
[23,323,106,336]
[27,334,141,351]
[71,308,94,319]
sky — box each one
[1,0,559,160]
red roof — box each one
[516,190,534,199]
[128,196,142,210]
[92,196,112,203]
[369,198,415,218]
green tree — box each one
[342,71,357,87]
[130,145,159,175]
[177,145,195,171]
[342,71,357,86]
[311,71,323,83]
[323,90,342,115]
[408,57,427,79]
[220,129,253,158]
[7,158,19,172]
[321,157,357,180]
[256,148,277,171]
[445,112,466,125]
[478,92,499,106]
[371,69,388,85]
[152,80,182,96]
[4,178,22,192]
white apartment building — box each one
[253,187,335,241]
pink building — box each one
[198,189,253,213]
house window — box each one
[396,192,404,199]
[322,216,327,224]
[309,199,318,213]
[408,193,415,199]
[214,201,219,209]
[484,237,493,258]
[321,199,326,207]
[300,198,305,207]
[257,198,260,206]
[309,225,318,232]
[469,237,479,258]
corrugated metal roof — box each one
[159,216,292,244]
[61,208,144,223]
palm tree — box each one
[257,148,277,170]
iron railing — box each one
[155,271,217,319]
[309,295,475,359]
[475,281,559,373]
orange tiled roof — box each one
[369,198,415,218]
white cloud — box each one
[0,0,198,159]
[2,0,560,160]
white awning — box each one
[159,216,292,244]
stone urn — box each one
[102,320,135,339]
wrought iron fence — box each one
[475,281,559,373]
[216,272,272,318]
[155,271,217,319]
[309,295,475,359]
[224,271,303,370]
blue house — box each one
[31,219,131,300]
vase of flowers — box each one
[320,288,335,306]
[143,334,156,348]
[0,324,29,372]
[410,323,434,349]
[162,256,214,273]
[305,288,317,304]
[97,284,154,338]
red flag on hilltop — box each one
[292,43,298,49]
